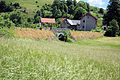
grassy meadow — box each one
[1,0,54,10]
[0,36,120,80]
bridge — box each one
[52,28,71,38]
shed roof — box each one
[67,19,81,25]
[41,18,55,23]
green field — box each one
[0,37,120,80]
[1,0,54,10]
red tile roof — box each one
[41,18,55,23]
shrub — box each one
[40,25,43,30]
[0,27,14,37]
[104,19,119,37]
[58,32,73,42]
[0,16,15,28]
[43,23,48,28]
[67,37,74,42]
[92,27,105,33]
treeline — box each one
[0,0,105,29]
[0,1,20,12]
[35,0,105,20]
[103,0,120,37]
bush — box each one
[43,23,48,28]
[104,19,119,37]
[0,26,14,37]
[0,16,15,29]
[67,37,74,42]
[58,32,74,42]
[92,27,105,33]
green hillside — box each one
[0,0,54,10]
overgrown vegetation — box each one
[36,0,105,20]
[103,0,120,37]
[58,32,73,42]
[0,0,105,29]
[0,15,15,37]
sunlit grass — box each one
[71,31,103,40]
[2,0,54,10]
[0,37,120,80]
[14,28,55,40]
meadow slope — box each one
[0,37,120,80]
[0,0,54,10]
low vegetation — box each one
[14,28,55,40]
[71,31,103,40]
[0,37,120,80]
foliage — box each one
[43,23,48,28]
[0,26,14,37]
[103,0,120,28]
[97,18,103,27]
[104,19,119,37]
[10,12,24,26]
[0,1,14,12]
[39,0,90,19]
[92,27,105,33]
[74,7,87,19]
[59,32,73,42]
[98,8,104,14]
[0,0,20,12]
[0,15,15,29]
[0,16,15,37]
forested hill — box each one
[0,0,106,28]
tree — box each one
[68,5,75,14]
[103,0,120,28]
[56,9,62,18]
[67,0,73,6]
[52,0,61,9]
[10,12,24,26]
[74,7,87,19]
[73,0,77,6]
[13,3,20,9]
[104,19,119,37]
[98,8,104,14]
[0,1,14,12]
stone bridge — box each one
[52,28,71,38]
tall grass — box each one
[71,31,103,40]
[0,37,120,80]
[14,28,55,40]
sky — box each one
[77,0,109,9]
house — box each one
[39,18,55,27]
[61,18,80,30]
[61,13,97,31]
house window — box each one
[83,26,84,28]
[83,20,85,23]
